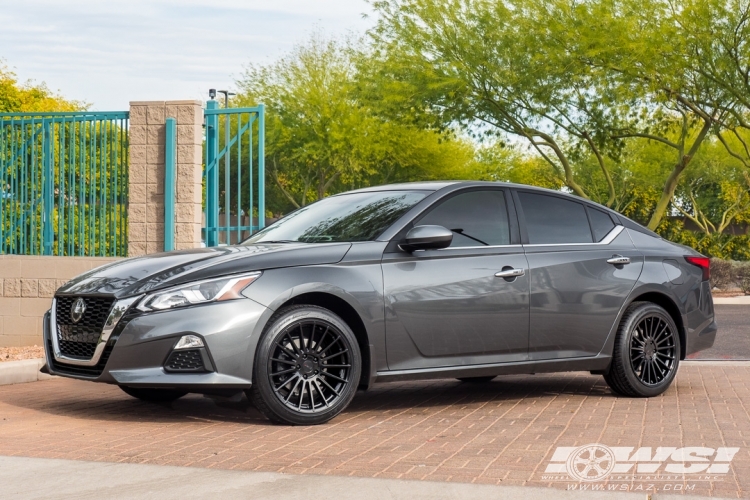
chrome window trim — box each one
[50,295,141,367]
[421,244,523,252]
[523,224,624,247]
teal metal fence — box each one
[0,111,129,256]
[203,102,265,246]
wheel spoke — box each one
[271,357,296,365]
[314,380,330,407]
[321,364,351,368]
[322,348,349,359]
[276,341,298,360]
[286,332,303,357]
[299,323,308,351]
[272,367,297,376]
[315,326,331,353]
[318,376,341,396]
[318,336,341,356]
[321,371,348,383]
[284,377,302,402]
[308,381,316,412]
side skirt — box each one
[373,354,612,384]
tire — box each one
[248,305,362,425]
[456,376,496,383]
[603,302,680,397]
[120,386,187,402]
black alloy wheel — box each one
[604,302,680,397]
[629,314,677,386]
[249,305,361,425]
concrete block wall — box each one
[0,255,121,347]
[128,100,204,256]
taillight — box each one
[685,256,710,281]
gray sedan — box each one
[43,182,717,425]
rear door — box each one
[382,188,530,370]
[514,190,644,360]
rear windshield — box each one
[244,190,427,244]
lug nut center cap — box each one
[300,359,316,375]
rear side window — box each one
[418,190,510,247]
[518,192,592,244]
[587,207,616,242]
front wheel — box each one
[248,305,362,425]
[120,386,187,402]
[603,302,680,397]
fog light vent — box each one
[165,349,206,372]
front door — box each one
[515,191,644,360]
[383,189,530,370]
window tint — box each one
[518,192,593,244]
[418,190,510,247]
[244,191,426,243]
[587,207,616,242]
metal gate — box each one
[0,111,129,256]
[202,101,265,247]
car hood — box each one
[56,242,352,298]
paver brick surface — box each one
[0,364,747,497]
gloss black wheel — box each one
[604,302,680,397]
[629,314,677,386]
[249,305,361,425]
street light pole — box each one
[216,90,235,244]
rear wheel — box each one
[456,376,496,383]
[120,386,187,402]
[248,305,361,425]
[603,302,680,397]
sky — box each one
[0,0,374,110]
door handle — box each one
[495,268,525,278]
[607,255,631,265]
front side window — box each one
[518,192,593,244]
[417,190,510,247]
[244,191,427,244]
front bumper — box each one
[43,298,273,391]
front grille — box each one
[55,296,115,360]
[165,349,206,372]
[48,312,134,378]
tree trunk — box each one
[646,121,712,230]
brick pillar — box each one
[128,100,203,256]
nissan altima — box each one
[43,181,717,425]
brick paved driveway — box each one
[0,363,748,498]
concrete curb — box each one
[713,296,750,304]
[0,358,54,386]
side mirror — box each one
[400,225,453,252]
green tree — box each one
[0,61,82,112]
[236,34,476,211]
[367,0,750,229]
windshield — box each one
[244,190,427,244]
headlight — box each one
[137,272,261,312]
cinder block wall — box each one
[128,100,203,256]
[0,255,120,347]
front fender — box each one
[241,263,387,378]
